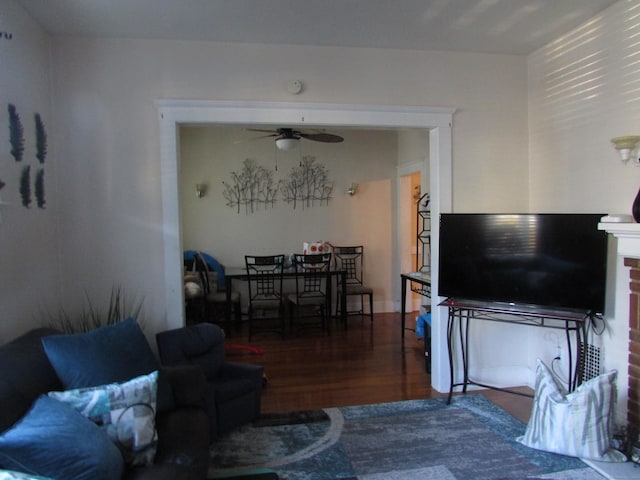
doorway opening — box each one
[156,100,454,392]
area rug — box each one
[208,394,605,480]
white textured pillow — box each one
[48,371,158,466]
[517,359,626,462]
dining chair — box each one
[288,253,332,334]
[245,254,286,341]
[332,245,374,327]
[191,252,242,330]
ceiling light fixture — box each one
[275,137,300,150]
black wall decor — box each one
[222,158,279,214]
[281,156,333,209]
[35,169,45,208]
[222,156,334,214]
[19,165,31,208]
[35,113,47,164]
[8,104,24,162]
[6,105,48,210]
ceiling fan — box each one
[248,128,344,150]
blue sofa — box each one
[0,323,210,480]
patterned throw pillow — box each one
[517,359,626,462]
[48,371,158,466]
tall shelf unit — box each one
[416,192,430,273]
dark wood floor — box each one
[224,312,534,424]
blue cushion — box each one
[0,396,123,480]
[42,318,158,387]
[42,318,174,412]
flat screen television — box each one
[438,213,607,314]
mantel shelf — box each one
[598,222,640,258]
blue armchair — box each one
[156,323,264,441]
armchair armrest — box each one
[219,362,264,383]
[161,365,207,409]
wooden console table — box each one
[441,298,589,404]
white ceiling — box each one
[15,0,619,56]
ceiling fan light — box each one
[276,137,299,150]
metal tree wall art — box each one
[223,158,279,214]
[281,156,333,209]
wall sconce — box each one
[611,136,640,164]
[347,183,358,196]
[195,183,207,198]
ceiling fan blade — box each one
[299,132,344,143]
[234,133,275,144]
[250,133,278,139]
[247,128,278,134]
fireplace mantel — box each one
[598,222,640,258]
[598,221,640,436]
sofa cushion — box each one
[517,359,626,462]
[0,329,63,433]
[0,396,123,480]
[41,318,174,412]
[48,371,158,466]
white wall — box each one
[14,0,623,402]
[46,36,528,340]
[0,0,60,340]
[528,0,636,421]
[180,125,396,312]
[4,0,634,413]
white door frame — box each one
[397,160,425,312]
[156,100,454,392]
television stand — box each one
[440,298,589,404]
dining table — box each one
[223,266,348,325]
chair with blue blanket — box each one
[184,250,242,330]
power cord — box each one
[588,313,605,336]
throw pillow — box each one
[48,371,158,467]
[0,470,52,480]
[41,317,174,412]
[0,396,123,480]
[517,359,626,462]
